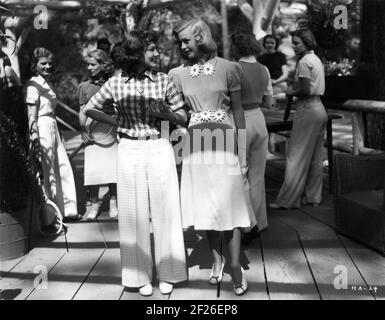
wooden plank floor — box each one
[1,135,384,300]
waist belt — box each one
[242,103,261,111]
[118,132,160,140]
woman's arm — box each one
[288,77,311,97]
[230,91,247,174]
[272,65,289,85]
[26,102,42,164]
[84,106,118,127]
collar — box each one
[123,70,155,83]
[239,56,257,63]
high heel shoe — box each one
[209,258,225,285]
[233,267,248,296]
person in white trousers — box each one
[230,28,273,243]
[83,31,187,296]
[25,47,79,233]
[269,29,328,209]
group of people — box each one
[21,18,327,297]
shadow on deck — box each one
[1,130,384,301]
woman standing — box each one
[270,29,327,209]
[78,49,117,220]
[230,28,273,242]
[25,47,79,230]
[170,18,255,296]
[83,31,187,296]
[258,35,289,96]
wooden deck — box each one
[1,132,384,300]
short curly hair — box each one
[30,47,53,75]
[119,30,159,75]
[290,28,318,51]
[230,28,261,59]
[262,34,280,50]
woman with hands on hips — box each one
[83,30,187,297]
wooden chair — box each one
[333,153,385,254]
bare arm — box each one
[262,95,273,108]
[230,90,247,173]
[272,65,289,85]
[26,102,41,163]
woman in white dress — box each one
[25,48,79,232]
[170,19,255,295]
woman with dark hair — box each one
[78,49,117,220]
[269,28,327,209]
[25,47,79,231]
[170,18,255,296]
[258,34,289,96]
[110,41,124,75]
[230,28,273,242]
[83,30,187,296]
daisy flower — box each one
[188,64,201,78]
[202,62,215,76]
[200,111,212,122]
[213,109,226,122]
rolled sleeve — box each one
[25,83,39,105]
[84,79,113,113]
[166,79,185,112]
[297,60,312,79]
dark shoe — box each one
[241,226,259,245]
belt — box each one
[118,132,160,140]
[242,103,261,111]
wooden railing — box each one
[324,99,385,155]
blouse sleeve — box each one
[227,62,242,92]
[25,82,40,105]
[297,58,313,79]
[263,66,274,96]
[78,83,88,106]
[83,78,114,113]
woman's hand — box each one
[149,98,173,120]
[80,129,93,145]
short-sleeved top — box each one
[295,51,325,96]
[258,51,287,80]
[25,74,57,117]
[78,79,115,115]
[168,56,242,114]
[84,71,185,138]
[238,61,273,109]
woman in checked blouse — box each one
[170,18,255,296]
[83,31,187,296]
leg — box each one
[246,110,268,231]
[275,105,326,208]
[84,185,100,220]
[118,140,153,288]
[224,228,242,285]
[147,140,187,284]
[304,124,326,204]
[207,230,225,275]
[108,183,118,218]
[56,126,78,217]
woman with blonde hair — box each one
[170,18,255,296]
[78,49,118,220]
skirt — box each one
[180,110,256,231]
